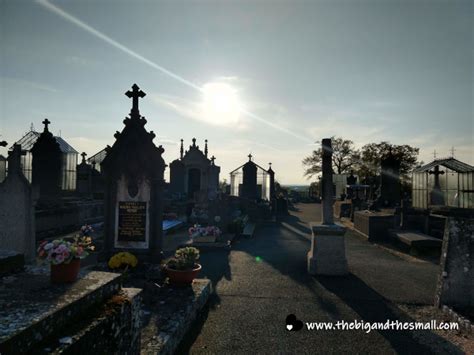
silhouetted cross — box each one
[248,154,252,161]
[81,152,87,163]
[42,118,51,131]
[211,155,216,164]
[125,84,146,113]
[192,138,196,146]
[0,141,7,147]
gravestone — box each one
[76,152,93,197]
[242,154,257,200]
[308,139,348,275]
[31,119,62,202]
[169,139,185,195]
[429,165,445,205]
[0,144,36,262]
[101,84,166,262]
[380,150,401,207]
[346,172,357,199]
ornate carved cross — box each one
[125,84,146,113]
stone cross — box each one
[192,138,196,147]
[429,165,445,189]
[125,84,146,114]
[81,152,87,163]
[210,155,216,165]
[321,138,334,225]
[268,162,272,169]
[180,139,184,159]
[42,118,51,132]
[8,144,26,175]
[248,154,252,161]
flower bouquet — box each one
[188,224,222,243]
[37,233,95,283]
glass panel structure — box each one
[230,160,271,201]
[412,158,474,209]
[9,131,78,191]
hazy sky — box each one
[1,0,472,184]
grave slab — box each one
[0,271,121,354]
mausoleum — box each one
[169,138,220,198]
[412,157,474,209]
[230,155,272,201]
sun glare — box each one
[201,82,241,125]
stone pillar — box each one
[435,217,474,310]
[308,138,348,276]
[0,144,36,262]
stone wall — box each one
[435,217,474,313]
[36,200,104,239]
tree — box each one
[302,136,359,178]
[357,141,420,182]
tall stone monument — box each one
[101,84,166,262]
[31,119,62,202]
[242,154,257,200]
[307,138,348,276]
[0,144,36,262]
[380,150,401,207]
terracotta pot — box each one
[166,264,202,286]
[51,258,81,283]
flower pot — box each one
[50,258,81,283]
[166,264,202,286]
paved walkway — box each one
[179,203,462,354]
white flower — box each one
[44,243,54,251]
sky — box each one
[1,0,472,184]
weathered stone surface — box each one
[0,271,121,354]
[0,144,36,262]
[307,223,348,276]
[141,279,212,354]
[435,217,474,315]
[44,288,143,355]
[0,250,25,275]
[353,210,395,241]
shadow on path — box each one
[316,274,462,354]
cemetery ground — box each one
[177,202,473,354]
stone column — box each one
[307,138,348,276]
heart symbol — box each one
[286,314,303,331]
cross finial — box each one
[192,138,196,147]
[450,146,455,158]
[125,84,146,114]
[42,118,51,132]
[211,155,216,165]
[205,139,208,157]
[180,139,184,159]
[269,162,272,168]
[81,152,87,163]
[0,141,7,147]
[248,154,252,161]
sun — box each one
[201,82,242,125]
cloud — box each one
[1,77,58,93]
